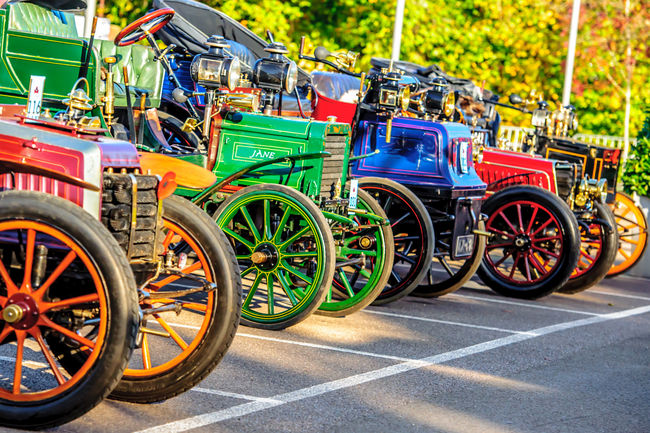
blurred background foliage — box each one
[103,0,648,137]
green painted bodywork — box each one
[0,2,164,109]
[211,111,351,199]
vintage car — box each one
[0,84,242,428]
[150,0,487,303]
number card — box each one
[349,179,359,209]
[27,76,46,120]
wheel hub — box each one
[358,236,375,249]
[514,235,531,251]
[3,293,39,330]
[252,243,279,271]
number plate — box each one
[459,141,469,174]
[455,234,474,257]
[27,76,46,120]
[348,179,359,209]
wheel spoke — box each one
[438,257,454,276]
[382,194,393,213]
[223,228,255,251]
[509,253,521,279]
[493,249,513,267]
[528,252,547,276]
[240,206,261,243]
[31,328,66,385]
[391,212,410,228]
[618,248,631,259]
[33,250,77,301]
[336,270,355,298]
[263,200,272,240]
[531,217,555,237]
[395,251,415,264]
[342,248,377,257]
[266,274,274,315]
[282,252,318,258]
[498,211,518,234]
[0,258,18,297]
[162,230,175,250]
[532,245,560,259]
[486,242,513,250]
[279,226,311,249]
[141,333,152,370]
[488,228,515,239]
[531,235,562,243]
[526,206,539,233]
[281,261,314,285]
[21,229,36,290]
[516,204,524,232]
[522,254,532,281]
[154,314,189,350]
[272,206,293,243]
[13,331,25,394]
[243,271,264,310]
[390,269,402,284]
[38,316,95,349]
[40,293,100,313]
[276,271,298,305]
[241,266,255,278]
[0,326,14,344]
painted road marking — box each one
[192,388,282,404]
[449,293,601,315]
[364,310,536,335]
[166,322,417,362]
[137,304,650,433]
[588,290,650,301]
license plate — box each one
[27,75,46,119]
[455,234,474,257]
[459,141,469,174]
[348,179,359,209]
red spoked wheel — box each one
[559,202,618,294]
[114,8,175,47]
[477,186,580,299]
[0,191,138,430]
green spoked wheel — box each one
[215,184,336,330]
[318,189,394,317]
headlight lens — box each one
[227,57,241,91]
[285,61,298,93]
[399,86,411,111]
[596,178,608,203]
[444,91,456,117]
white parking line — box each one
[364,310,537,335]
[166,322,417,362]
[448,293,601,315]
[588,290,650,301]
[137,304,650,433]
[191,388,282,404]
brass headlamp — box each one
[190,35,241,91]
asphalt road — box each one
[7,274,650,433]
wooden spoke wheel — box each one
[477,186,580,299]
[0,192,138,430]
[215,184,335,330]
[607,192,648,277]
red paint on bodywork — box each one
[475,148,557,195]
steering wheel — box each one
[114,8,175,47]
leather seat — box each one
[6,2,164,108]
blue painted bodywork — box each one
[351,115,486,198]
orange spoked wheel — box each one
[607,192,648,277]
[0,191,138,430]
[110,195,241,403]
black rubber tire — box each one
[215,184,336,330]
[0,191,139,430]
[111,195,242,402]
[317,189,395,316]
[559,202,618,294]
[412,220,487,297]
[477,186,581,299]
[358,177,435,305]
[157,111,205,153]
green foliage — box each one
[622,109,650,196]
[102,0,649,137]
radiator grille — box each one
[101,173,162,260]
[554,162,578,202]
[319,135,347,199]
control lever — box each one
[314,46,331,61]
